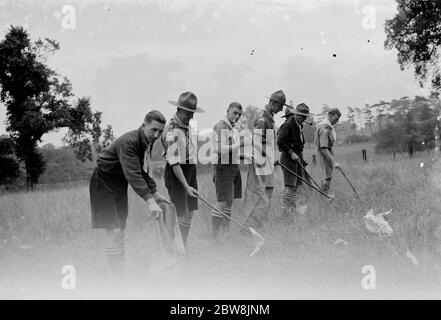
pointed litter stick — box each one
[337,167,361,202]
[275,160,333,200]
[297,160,325,192]
[196,194,264,256]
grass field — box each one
[1,145,441,299]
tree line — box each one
[2,0,441,189]
[0,26,114,189]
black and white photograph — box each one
[1,0,441,304]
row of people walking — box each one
[89,90,341,276]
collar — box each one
[264,105,275,123]
[173,112,189,130]
[321,117,334,129]
[222,117,235,130]
[292,116,303,129]
[137,127,150,150]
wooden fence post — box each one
[362,149,367,162]
[409,143,414,158]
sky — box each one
[0,0,429,146]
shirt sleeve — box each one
[277,122,292,153]
[116,138,155,201]
[254,117,272,159]
[164,128,187,166]
[254,117,268,145]
[318,126,331,149]
[213,122,230,153]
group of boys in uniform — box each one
[89,90,341,276]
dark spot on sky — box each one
[367,39,370,42]
[332,53,336,57]
[250,49,255,55]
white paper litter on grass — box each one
[296,205,308,215]
[334,239,348,246]
[406,250,419,266]
[364,209,393,236]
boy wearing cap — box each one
[162,91,203,248]
[277,103,312,222]
[315,108,342,193]
[243,90,286,232]
[212,102,243,238]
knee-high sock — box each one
[178,220,191,246]
[221,208,232,231]
[282,191,296,220]
[105,229,125,277]
[321,178,331,193]
[212,210,223,238]
[105,244,125,277]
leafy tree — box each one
[0,135,20,185]
[347,107,357,136]
[39,146,95,184]
[0,26,73,187]
[374,95,440,151]
[362,105,374,136]
[355,107,364,135]
[0,26,109,188]
[370,101,390,131]
[406,96,437,143]
[389,96,412,123]
[62,97,114,162]
[385,0,441,90]
[375,122,409,151]
[237,105,259,130]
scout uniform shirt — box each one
[213,117,240,166]
[161,113,197,165]
[315,117,336,154]
[314,117,336,178]
[253,105,276,186]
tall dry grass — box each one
[1,156,441,299]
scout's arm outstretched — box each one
[116,138,165,217]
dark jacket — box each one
[277,116,305,156]
[253,105,275,159]
[96,127,157,201]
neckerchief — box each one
[138,127,152,175]
[222,116,239,144]
[321,117,337,141]
[264,104,275,127]
[293,116,304,144]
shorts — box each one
[90,168,129,230]
[280,152,302,188]
[213,164,242,202]
[317,148,334,180]
[164,163,198,217]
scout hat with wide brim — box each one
[264,90,291,108]
[283,103,314,125]
[282,102,313,117]
[168,91,204,113]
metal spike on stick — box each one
[337,167,361,201]
[197,194,264,256]
[275,160,333,200]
